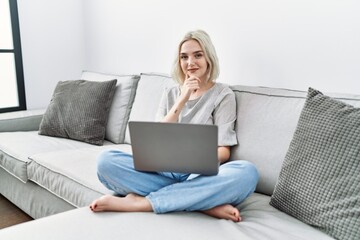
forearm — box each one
[218,146,231,164]
[161,98,187,123]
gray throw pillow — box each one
[270,88,360,240]
[39,79,117,145]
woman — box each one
[90,30,259,222]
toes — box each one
[230,208,241,222]
[89,200,99,212]
[230,213,240,222]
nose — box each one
[187,57,196,67]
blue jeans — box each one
[96,150,259,214]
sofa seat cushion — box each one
[27,144,132,208]
[0,193,334,240]
[0,131,111,182]
[239,193,335,240]
[230,85,360,196]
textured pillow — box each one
[39,79,117,145]
[270,88,360,240]
[81,71,140,143]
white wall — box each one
[19,0,360,109]
[17,0,85,109]
[83,0,360,93]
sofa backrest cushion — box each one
[230,85,360,196]
[124,73,176,144]
[81,71,140,144]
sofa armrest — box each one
[0,109,45,132]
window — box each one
[0,0,26,113]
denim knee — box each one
[96,150,116,177]
[96,150,134,179]
[225,159,258,176]
[240,160,259,191]
[95,150,128,195]
[223,160,259,205]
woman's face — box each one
[180,39,208,81]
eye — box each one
[195,53,203,59]
[180,55,188,60]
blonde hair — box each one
[171,30,220,84]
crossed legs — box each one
[90,150,258,222]
[90,194,241,222]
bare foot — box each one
[89,193,153,212]
[202,204,241,222]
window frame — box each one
[0,0,26,113]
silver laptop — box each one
[128,121,219,175]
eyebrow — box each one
[180,50,204,55]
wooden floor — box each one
[0,194,33,229]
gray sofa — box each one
[0,71,359,239]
